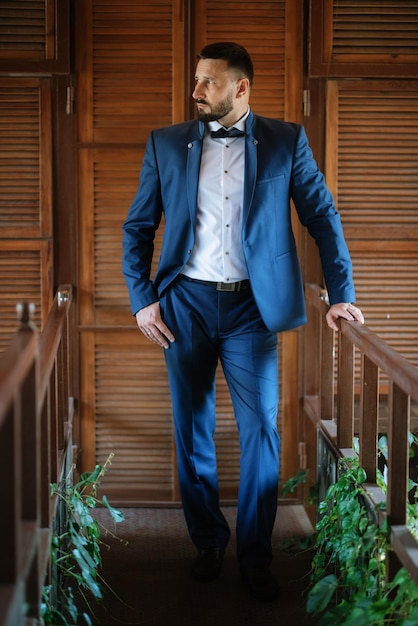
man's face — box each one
[192,58,241,126]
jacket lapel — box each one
[186,121,204,229]
[243,112,258,227]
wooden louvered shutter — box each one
[310,0,418,77]
[0,0,69,72]
[77,0,301,503]
[326,80,418,366]
[77,0,179,502]
[0,78,53,351]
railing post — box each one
[359,354,379,483]
[40,396,51,528]
[387,382,410,526]
[386,381,410,582]
[320,315,334,420]
[337,328,354,449]
[20,304,40,523]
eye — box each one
[195,77,214,86]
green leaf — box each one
[74,497,95,527]
[71,534,97,570]
[307,574,338,614]
[85,495,97,508]
[102,495,125,523]
[281,469,309,495]
[317,600,351,625]
[42,607,68,625]
[63,586,79,623]
[72,549,102,598]
[76,464,103,490]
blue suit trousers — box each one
[161,276,281,568]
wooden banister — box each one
[304,282,418,586]
[0,285,73,625]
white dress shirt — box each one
[181,109,250,282]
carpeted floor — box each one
[88,505,317,626]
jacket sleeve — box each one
[290,125,356,305]
[122,132,162,315]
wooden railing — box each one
[0,285,74,625]
[304,282,418,585]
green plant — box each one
[41,454,125,626]
[376,433,418,542]
[307,457,418,625]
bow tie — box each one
[210,127,245,138]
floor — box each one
[88,504,317,626]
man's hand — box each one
[326,302,364,331]
[135,302,175,349]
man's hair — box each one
[197,42,254,87]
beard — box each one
[195,92,234,122]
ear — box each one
[236,77,250,99]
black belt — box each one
[180,275,250,292]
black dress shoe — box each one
[240,566,280,601]
[191,548,224,581]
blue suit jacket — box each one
[122,111,355,333]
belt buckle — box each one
[216,281,239,292]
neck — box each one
[219,106,249,128]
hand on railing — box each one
[325,302,364,331]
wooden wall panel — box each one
[310,0,418,77]
[194,0,286,119]
[0,79,52,238]
[77,0,179,499]
[352,251,418,365]
[0,244,46,352]
[93,331,173,503]
[326,80,418,366]
[78,148,145,327]
[91,1,173,144]
[0,0,69,72]
[0,79,53,351]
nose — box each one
[192,81,203,100]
